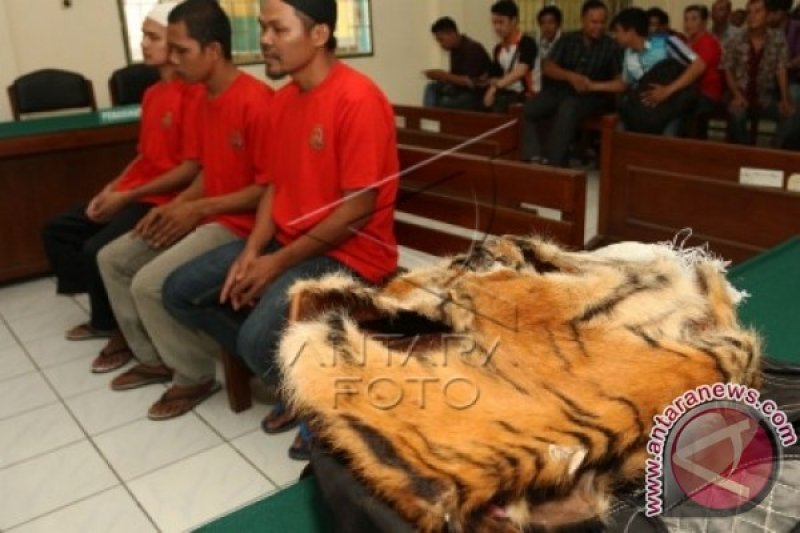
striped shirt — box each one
[545,31,621,94]
[622,35,698,86]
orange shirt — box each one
[199,72,273,237]
[115,79,203,206]
[260,63,399,283]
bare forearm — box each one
[726,70,744,99]
[272,191,377,270]
[589,79,627,93]
[127,160,200,200]
[543,60,573,82]
[173,174,204,203]
[194,184,266,218]
[244,186,276,252]
[495,65,529,89]
[667,59,706,95]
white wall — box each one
[0,0,455,122]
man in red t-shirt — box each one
[96,0,272,401]
[41,1,200,351]
[162,0,399,459]
[684,4,724,137]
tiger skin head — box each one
[277,236,762,532]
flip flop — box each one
[261,402,299,434]
[91,347,133,374]
[147,381,222,421]
[111,364,173,391]
[65,323,114,341]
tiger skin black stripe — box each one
[546,328,573,370]
[342,414,444,500]
[625,325,691,359]
[573,273,670,324]
[407,426,497,472]
[603,394,646,437]
[697,346,732,382]
[496,420,523,434]
[483,362,530,395]
[510,238,559,273]
[568,322,589,357]
[542,384,599,420]
[560,409,618,458]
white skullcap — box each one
[146,1,180,27]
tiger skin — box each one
[277,236,762,532]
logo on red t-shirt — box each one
[309,125,325,151]
[161,112,173,129]
[229,130,244,150]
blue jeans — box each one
[423,81,482,111]
[727,100,798,148]
[162,238,355,383]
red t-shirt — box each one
[691,32,723,102]
[199,72,274,237]
[260,62,399,283]
[114,79,203,205]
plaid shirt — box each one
[723,28,788,108]
[544,30,621,94]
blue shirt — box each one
[622,35,697,86]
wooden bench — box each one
[222,145,587,412]
[393,104,523,159]
[393,103,615,165]
[593,114,800,264]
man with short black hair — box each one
[712,0,740,42]
[647,6,687,40]
[484,0,538,112]
[163,0,399,460]
[521,0,619,166]
[423,16,492,110]
[588,7,706,135]
[534,5,563,92]
[724,0,796,146]
[97,0,272,403]
[767,0,800,112]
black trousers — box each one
[41,202,153,331]
[521,89,608,165]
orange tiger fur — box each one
[278,236,762,532]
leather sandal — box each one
[147,381,222,421]
[111,363,173,391]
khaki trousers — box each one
[97,223,238,386]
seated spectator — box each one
[423,16,492,111]
[684,4,724,136]
[588,7,706,136]
[724,0,796,146]
[41,1,200,364]
[713,0,741,43]
[163,0,399,460]
[521,0,619,166]
[648,7,688,41]
[732,8,748,27]
[767,0,800,107]
[533,6,563,92]
[484,0,538,112]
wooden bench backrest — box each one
[597,117,800,263]
[395,144,586,256]
[393,105,522,159]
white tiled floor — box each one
[0,279,306,532]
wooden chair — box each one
[108,64,160,107]
[7,69,97,121]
